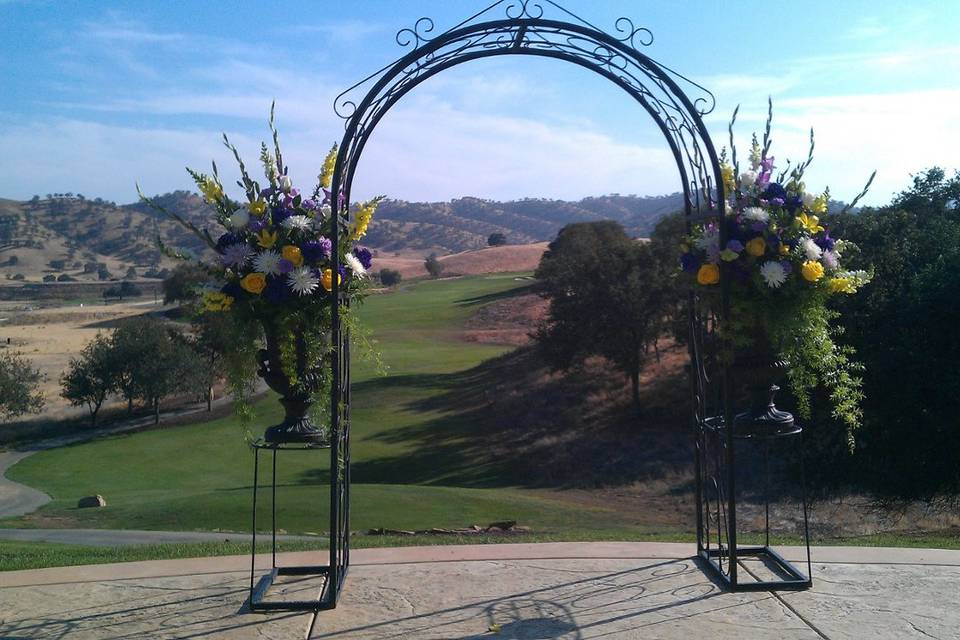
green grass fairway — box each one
[2,274,652,539]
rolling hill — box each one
[0,191,685,282]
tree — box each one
[424,253,444,278]
[124,266,137,280]
[487,232,507,246]
[97,266,111,281]
[189,313,234,411]
[60,334,114,427]
[534,221,671,405]
[0,351,45,419]
[379,268,402,287]
[111,317,205,423]
[163,263,207,304]
[829,167,960,497]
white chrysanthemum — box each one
[742,206,769,222]
[760,261,787,288]
[695,226,718,251]
[822,250,840,269]
[253,249,282,275]
[287,267,319,296]
[227,208,250,230]
[344,252,367,278]
[740,170,758,188]
[281,215,312,232]
[801,237,823,261]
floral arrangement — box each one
[681,103,874,447]
[139,105,383,424]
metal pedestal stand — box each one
[248,439,347,611]
[699,417,813,591]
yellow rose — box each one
[240,272,267,295]
[320,268,341,292]
[281,245,303,267]
[256,229,278,249]
[801,260,825,282]
[696,263,720,285]
[249,199,267,217]
[746,237,766,257]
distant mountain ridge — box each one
[0,192,687,282]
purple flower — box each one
[272,206,293,226]
[750,221,767,233]
[302,198,317,211]
[278,258,295,274]
[780,261,793,275]
[216,232,244,253]
[301,238,332,264]
[248,218,267,233]
[264,275,291,303]
[680,252,701,273]
[322,188,332,205]
[815,233,835,252]
[726,239,744,253]
[353,247,373,270]
[785,195,802,213]
[764,182,787,202]
[770,197,785,207]
[220,243,253,268]
[221,282,243,299]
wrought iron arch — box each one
[323,0,758,602]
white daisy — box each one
[801,237,823,261]
[760,261,787,288]
[253,249,282,275]
[281,215,312,232]
[227,208,250,230]
[344,252,367,278]
[287,267,319,296]
[742,206,769,223]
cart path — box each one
[0,527,321,547]
[0,450,50,519]
[0,385,266,520]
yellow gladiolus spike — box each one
[319,143,338,189]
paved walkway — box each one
[1,542,957,639]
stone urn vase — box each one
[732,340,795,436]
[257,318,329,445]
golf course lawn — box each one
[2,274,651,538]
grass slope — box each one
[2,274,645,539]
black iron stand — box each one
[248,439,347,612]
[698,418,813,591]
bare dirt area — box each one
[375,242,548,279]
[0,300,164,418]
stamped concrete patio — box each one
[1,542,957,639]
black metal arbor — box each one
[319,0,810,605]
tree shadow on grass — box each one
[305,346,693,490]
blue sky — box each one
[0,0,957,206]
